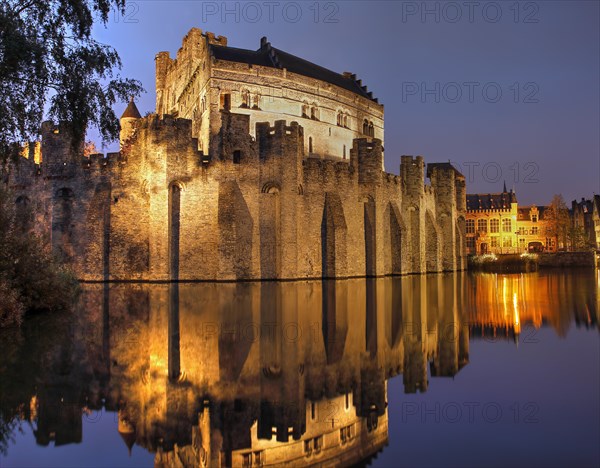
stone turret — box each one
[400,155,425,198]
[155,51,171,114]
[40,121,80,169]
[351,138,383,185]
[118,411,136,456]
[120,98,141,146]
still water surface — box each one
[1,270,598,467]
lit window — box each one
[314,436,322,453]
[466,219,475,234]
[502,218,512,233]
[491,237,498,247]
[220,93,231,110]
[301,103,309,118]
[490,219,500,233]
[304,440,312,456]
[240,89,250,108]
[477,219,487,233]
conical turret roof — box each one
[121,97,141,119]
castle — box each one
[4,28,466,281]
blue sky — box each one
[91,1,599,205]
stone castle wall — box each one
[4,112,465,281]
[3,28,466,281]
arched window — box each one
[301,102,309,118]
[477,219,487,233]
[308,136,313,154]
[240,89,250,108]
[368,121,374,137]
[57,187,74,199]
[252,93,261,109]
[363,119,369,135]
[200,96,206,114]
[337,111,343,126]
[343,114,348,128]
[220,93,231,110]
[310,106,319,121]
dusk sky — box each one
[91,1,599,205]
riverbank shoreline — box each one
[468,251,598,273]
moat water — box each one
[1,270,598,468]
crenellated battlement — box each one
[256,120,304,162]
[350,138,383,185]
[400,155,426,197]
[82,152,124,170]
[4,108,465,281]
[342,72,379,104]
[256,120,304,140]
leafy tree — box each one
[0,185,79,328]
[0,0,143,159]
[544,194,570,251]
[567,225,589,251]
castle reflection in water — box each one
[1,271,598,467]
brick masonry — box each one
[3,29,466,281]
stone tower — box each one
[120,97,142,146]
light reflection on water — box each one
[0,270,598,467]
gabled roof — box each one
[466,190,517,211]
[518,205,549,220]
[572,198,594,214]
[209,39,378,102]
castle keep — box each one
[4,28,466,281]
